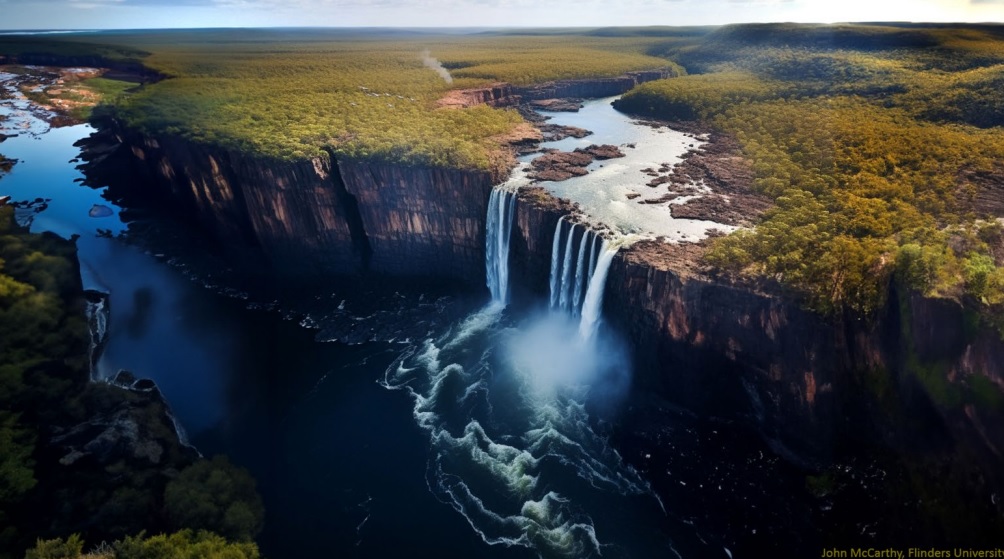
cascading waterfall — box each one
[548,218,618,340]
[381,200,694,559]
[485,187,517,304]
[549,216,565,309]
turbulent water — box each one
[382,186,715,558]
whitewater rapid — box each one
[381,185,684,558]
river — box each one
[1,84,809,558]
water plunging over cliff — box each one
[380,189,716,558]
[486,187,517,304]
[547,218,618,343]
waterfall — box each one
[549,217,565,309]
[84,290,109,380]
[579,239,617,343]
[485,188,516,304]
[571,233,589,317]
[548,219,618,336]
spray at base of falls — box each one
[382,187,679,558]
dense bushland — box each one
[0,30,678,167]
[0,206,262,558]
[615,23,1004,315]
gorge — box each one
[76,83,1004,555]
[4,25,1004,558]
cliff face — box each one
[510,187,1004,483]
[603,241,1004,478]
[108,128,503,284]
[337,159,501,279]
[437,69,679,110]
[518,69,679,100]
[437,83,520,109]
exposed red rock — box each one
[670,194,751,226]
[437,83,520,109]
[530,98,584,112]
[527,144,623,182]
[578,144,624,160]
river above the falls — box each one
[1,81,817,558]
[504,96,737,243]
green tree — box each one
[114,530,259,559]
[23,534,83,559]
[163,457,264,542]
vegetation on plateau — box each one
[1,30,678,169]
[4,24,1004,317]
[614,23,1004,316]
[0,206,262,558]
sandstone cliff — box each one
[95,123,505,284]
[518,69,680,100]
[511,189,1004,494]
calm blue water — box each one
[0,123,234,432]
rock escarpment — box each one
[437,83,519,109]
[439,69,679,112]
[511,189,1004,493]
[518,70,678,101]
[604,241,1004,498]
[92,122,506,285]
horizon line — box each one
[2,21,1004,34]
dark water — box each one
[0,117,533,557]
[1,100,820,558]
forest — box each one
[0,206,262,559]
[4,24,1004,317]
[614,23,1004,317]
[3,30,677,169]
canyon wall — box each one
[518,70,680,100]
[86,62,1003,482]
[511,191,1004,484]
[104,127,503,284]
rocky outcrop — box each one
[437,83,519,109]
[528,144,625,182]
[518,69,680,101]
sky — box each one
[0,0,1001,30]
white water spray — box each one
[579,241,617,343]
[378,198,670,558]
[85,293,108,380]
